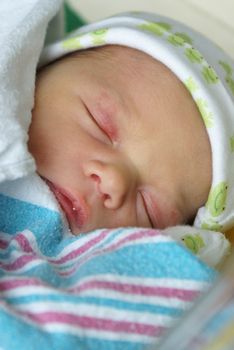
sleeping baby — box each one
[29,44,211,235]
[0,7,233,348]
[28,12,234,240]
[0,11,233,268]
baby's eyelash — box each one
[139,192,154,228]
[84,103,112,142]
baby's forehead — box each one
[60,44,191,121]
[69,44,163,69]
[70,44,180,88]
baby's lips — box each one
[45,179,89,230]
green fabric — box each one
[64,2,87,33]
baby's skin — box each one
[28,45,211,235]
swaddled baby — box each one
[29,12,234,243]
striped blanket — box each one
[0,210,215,349]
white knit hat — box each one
[40,11,234,233]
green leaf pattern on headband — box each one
[185,48,203,63]
[174,32,193,45]
[206,182,228,217]
[167,34,186,47]
[138,22,169,36]
[91,29,108,45]
[202,66,219,84]
[140,21,220,86]
[62,36,83,50]
[184,76,198,93]
[226,76,234,95]
[219,60,233,75]
[196,98,213,128]
[219,60,234,96]
[156,22,172,31]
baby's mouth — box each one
[45,180,88,230]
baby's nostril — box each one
[90,174,108,200]
[103,193,110,201]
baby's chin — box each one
[69,222,92,235]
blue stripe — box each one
[0,194,63,255]
[4,294,182,317]
[68,243,216,282]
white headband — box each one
[40,12,234,232]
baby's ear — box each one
[162,225,231,269]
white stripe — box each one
[1,285,193,311]
[0,274,208,295]
[14,301,175,327]
[0,273,209,291]
[71,273,210,291]
[0,275,208,303]
[76,288,193,309]
[0,284,191,309]
[0,286,62,298]
[40,323,157,343]
[14,230,39,252]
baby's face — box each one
[28,45,211,235]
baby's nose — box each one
[85,160,134,209]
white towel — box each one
[0,0,62,183]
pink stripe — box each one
[0,239,8,249]
[71,280,199,301]
[51,228,160,267]
[0,232,35,252]
[0,254,37,271]
[15,234,34,253]
[50,229,112,265]
[0,278,43,291]
[22,311,165,337]
[101,229,160,254]
[57,229,161,276]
